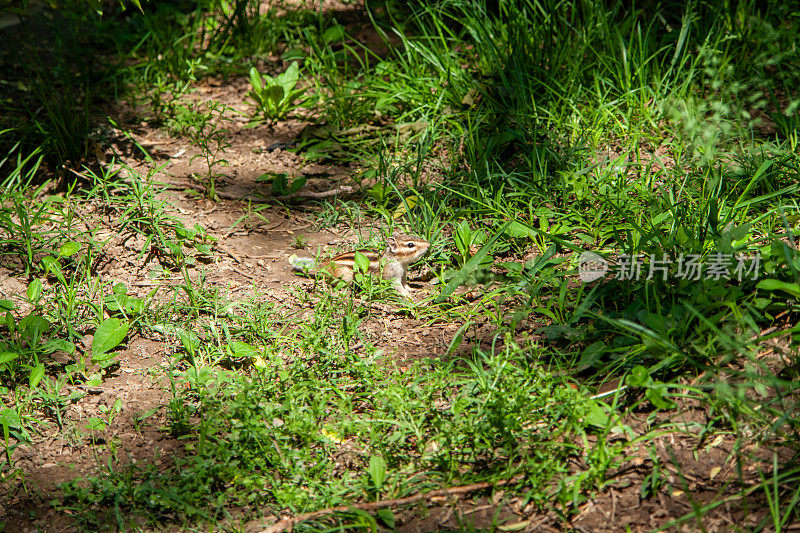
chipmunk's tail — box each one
[288,254,315,273]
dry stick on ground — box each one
[246,476,524,533]
[218,185,357,202]
[67,167,356,202]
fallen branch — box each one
[67,166,356,202]
[214,185,355,203]
[246,475,524,533]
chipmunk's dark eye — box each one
[407,243,415,248]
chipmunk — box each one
[289,235,430,297]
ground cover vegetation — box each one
[1,0,799,530]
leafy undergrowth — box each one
[2,0,800,531]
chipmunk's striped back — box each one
[289,234,430,297]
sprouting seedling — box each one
[248,62,307,121]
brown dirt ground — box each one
[1,3,798,532]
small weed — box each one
[248,62,308,122]
[291,234,308,249]
[167,100,231,200]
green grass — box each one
[1,0,800,530]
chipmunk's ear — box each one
[387,237,398,251]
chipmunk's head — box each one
[387,234,430,265]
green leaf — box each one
[41,256,62,278]
[646,383,676,410]
[757,279,800,299]
[322,25,345,44]
[730,222,751,241]
[447,321,473,355]
[59,242,81,257]
[578,341,606,369]
[266,85,285,106]
[20,315,49,344]
[249,67,262,92]
[92,318,129,357]
[0,352,19,366]
[454,220,473,259]
[85,417,107,431]
[368,455,387,489]
[286,175,306,194]
[505,220,535,239]
[281,48,305,61]
[627,365,651,387]
[436,220,512,303]
[585,400,610,428]
[376,509,395,528]
[92,350,118,368]
[180,330,200,356]
[41,339,76,355]
[278,61,300,91]
[29,363,45,389]
[231,341,259,359]
[26,279,42,303]
[0,408,21,434]
[0,300,15,311]
[366,183,387,202]
[354,251,370,274]
[112,283,128,295]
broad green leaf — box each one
[505,220,535,239]
[368,455,387,489]
[278,61,300,91]
[59,241,80,257]
[354,251,370,274]
[177,329,200,356]
[730,222,751,241]
[281,48,305,61]
[447,321,473,355]
[93,351,118,369]
[266,85,285,106]
[29,363,45,389]
[4,311,13,334]
[0,408,21,433]
[0,352,18,366]
[231,341,259,359]
[585,400,610,428]
[26,279,42,303]
[92,318,129,357]
[453,220,472,258]
[41,339,76,355]
[20,315,49,344]
[322,25,345,44]
[112,283,128,295]
[249,67,262,92]
[0,300,15,311]
[285,175,306,194]
[757,279,800,298]
[578,341,606,369]
[646,384,676,410]
[85,417,107,431]
[41,256,61,277]
[627,365,651,387]
[376,509,395,528]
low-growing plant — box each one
[248,62,307,121]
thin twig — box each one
[218,185,357,202]
[246,476,524,533]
